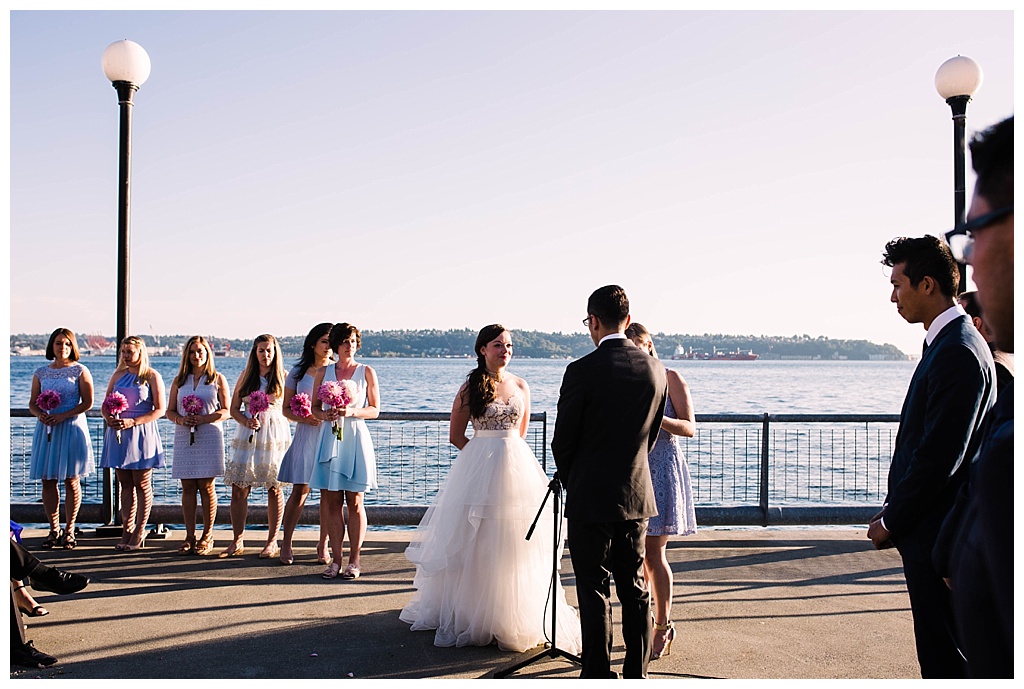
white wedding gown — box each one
[399,394,582,654]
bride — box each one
[400,324,582,654]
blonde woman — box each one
[220,334,291,558]
[100,336,166,551]
[166,336,231,555]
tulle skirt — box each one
[400,430,582,654]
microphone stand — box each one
[494,473,581,678]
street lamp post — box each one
[101,39,151,529]
[935,55,983,294]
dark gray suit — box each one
[552,337,667,678]
[885,314,995,677]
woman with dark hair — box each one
[277,323,333,565]
[100,336,166,551]
[625,322,697,661]
[165,336,231,555]
[28,328,95,549]
[400,325,582,653]
[220,334,291,558]
[310,323,380,580]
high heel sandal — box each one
[13,585,49,617]
[651,620,676,660]
[123,534,147,551]
[195,536,215,556]
[41,529,63,550]
[59,531,77,550]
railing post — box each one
[760,413,770,526]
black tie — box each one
[922,340,929,356]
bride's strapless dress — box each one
[399,394,582,654]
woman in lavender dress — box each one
[166,336,231,556]
[626,323,697,661]
[277,322,333,565]
[28,328,95,549]
[100,336,166,551]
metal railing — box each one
[8,409,897,526]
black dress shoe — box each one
[29,567,90,595]
[11,640,58,668]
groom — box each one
[552,285,667,679]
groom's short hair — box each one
[588,285,630,327]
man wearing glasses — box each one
[937,116,1013,678]
[870,234,996,678]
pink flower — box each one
[318,380,357,440]
[181,394,204,445]
[102,392,130,444]
[36,390,62,442]
[247,390,270,443]
[290,393,312,418]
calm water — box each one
[9,355,917,415]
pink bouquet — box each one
[36,390,62,442]
[247,390,270,443]
[181,394,204,446]
[102,391,130,444]
[317,380,356,441]
[290,392,312,419]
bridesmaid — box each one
[310,323,380,580]
[28,328,95,549]
[625,322,697,661]
[166,336,231,556]
[100,336,167,551]
[277,323,333,565]
[220,334,291,559]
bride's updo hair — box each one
[462,324,508,420]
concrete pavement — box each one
[10,526,918,680]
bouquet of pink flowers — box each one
[247,390,270,443]
[290,392,312,419]
[317,380,356,441]
[181,394,204,446]
[36,390,62,442]
[102,391,130,443]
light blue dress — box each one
[647,393,697,536]
[29,363,95,481]
[276,365,321,484]
[99,371,166,470]
[309,364,377,493]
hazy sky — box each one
[6,9,1015,356]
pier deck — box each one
[11,527,917,680]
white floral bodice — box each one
[472,394,524,431]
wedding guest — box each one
[166,336,231,556]
[626,323,697,661]
[869,237,994,677]
[277,323,333,565]
[100,336,166,551]
[310,323,379,579]
[27,328,95,550]
[400,325,581,653]
[958,290,1013,393]
[221,334,291,558]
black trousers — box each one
[902,555,968,678]
[567,518,650,679]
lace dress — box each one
[647,393,697,536]
[223,377,291,489]
[29,362,95,480]
[170,375,226,480]
[400,394,583,654]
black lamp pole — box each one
[945,94,971,295]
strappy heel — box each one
[41,529,63,550]
[651,620,675,660]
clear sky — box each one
[5,8,1015,356]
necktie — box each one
[922,339,929,356]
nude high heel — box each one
[651,620,675,660]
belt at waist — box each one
[471,429,519,438]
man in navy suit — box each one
[552,285,667,679]
[869,236,996,677]
[937,115,1014,678]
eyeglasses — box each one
[582,317,592,328]
[945,205,1013,264]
